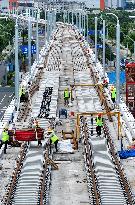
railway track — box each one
[2,27,61,204]
[72,28,134,204]
[11,141,49,205]
[3,140,51,205]
[2,24,135,205]
[80,117,134,205]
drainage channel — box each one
[80,117,134,205]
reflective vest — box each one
[51,135,59,144]
[19,88,25,97]
[111,89,116,99]
[64,90,69,98]
[2,131,9,142]
[96,117,103,127]
[22,88,25,95]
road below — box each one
[0,87,14,120]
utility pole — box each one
[106,27,108,40]
[103,20,105,77]
[87,14,88,42]
[127,42,128,58]
[53,9,56,30]
[106,13,120,106]
[32,8,34,18]
[79,12,81,33]
[82,14,84,35]
[15,18,19,110]
[84,13,86,38]
[68,10,70,24]
[26,8,28,17]
[28,17,31,76]
[36,9,39,63]
[77,12,79,28]
[116,20,120,105]
[75,12,77,27]
[47,11,50,41]
[64,10,65,24]
[49,11,52,37]
[95,17,98,65]
[134,41,135,60]
[28,8,30,17]
[72,10,73,25]
[45,9,46,45]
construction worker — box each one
[111,87,116,104]
[33,119,40,129]
[96,114,103,136]
[48,128,59,152]
[19,86,26,102]
[64,88,70,106]
[33,119,42,146]
[103,76,109,88]
[1,127,10,154]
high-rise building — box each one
[106,0,127,8]
[119,0,126,8]
[9,0,18,10]
[80,0,100,8]
[126,0,135,3]
[100,0,105,10]
[106,0,117,8]
[18,0,34,7]
[0,0,9,11]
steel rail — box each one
[3,143,27,205]
[80,116,134,205]
[104,123,135,205]
[3,141,51,205]
[81,117,101,204]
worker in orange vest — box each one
[33,119,42,146]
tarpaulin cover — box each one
[58,139,73,153]
[118,149,135,159]
[14,128,44,141]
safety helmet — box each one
[65,88,68,91]
[48,128,53,133]
[98,113,102,117]
[111,85,114,91]
[4,127,8,131]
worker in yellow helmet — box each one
[1,127,10,154]
[111,87,116,104]
[96,113,103,136]
[48,128,59,152]
[64,88,70,106]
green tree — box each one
[0,18,15,52]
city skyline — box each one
[0,0,134,10]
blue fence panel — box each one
[107,71,126,85]
[119,149,135,159]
